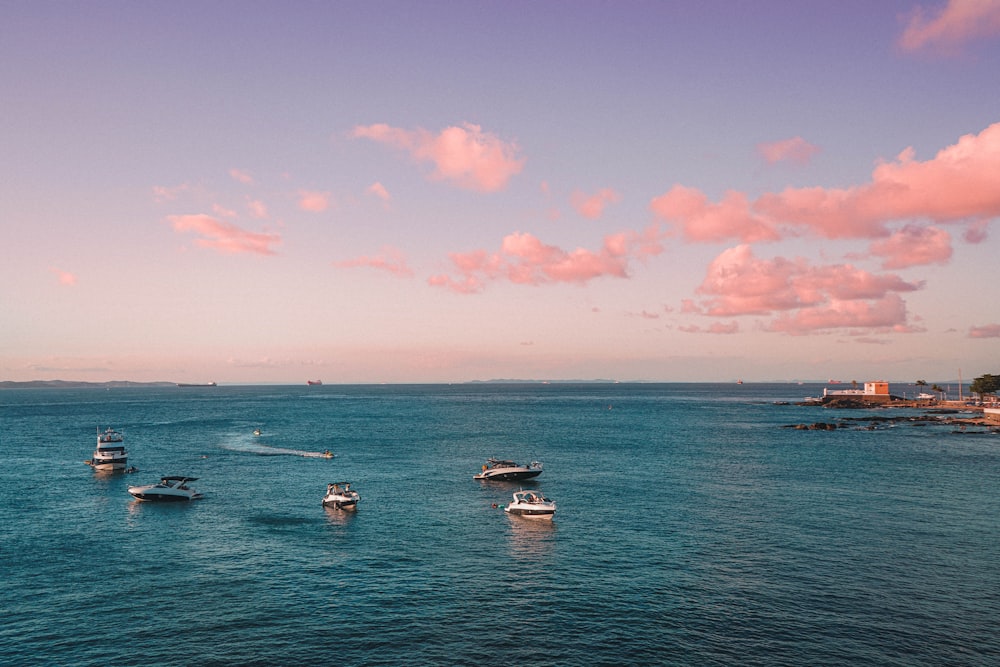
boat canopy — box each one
[485,458,520,467]
[513,490,550,502]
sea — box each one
[1,383,998,666]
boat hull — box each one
[322,499,358,510]
[90,457,128,471]
[128,491,197,502]
[505,507,555,519]
[473,469,542,481]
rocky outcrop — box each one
[822,397,899,409]
[783,422,840,430]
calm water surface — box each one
[1,383,998,666]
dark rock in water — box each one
[811,422,839,430]
[823,398,879,409]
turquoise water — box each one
[1,383,998,666]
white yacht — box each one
[504,489,556,519]
[473,458,543,481]
[322,482,360,510]
[87,427,129,471]
[128,476,203,502]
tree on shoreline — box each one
[970,374,1000,399]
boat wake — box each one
[221,437,333,459]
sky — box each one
[2,0,1000,384]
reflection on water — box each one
[506,514,556,559]
[323,505,358,527]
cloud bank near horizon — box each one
[153,118,1000,338]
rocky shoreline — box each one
[783,401,997,433]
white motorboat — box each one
[87,427,128,471]
[504,489,556,519]
[322,482,360,510]
[473,457,543,481]
[128,476,203,502]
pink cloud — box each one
[229,168,254,184]
[352,122,524,192]
[298,190,331,213]
[689,245,922,334]
[696,245,817,316]
[678,321,740,334]
[757,136,821,165]
[963,219,990,243]
[680,299,702,314]
[247,199,269,219]
[898,0,1000,54]
[969,323,1000,338]
[708,321,740,334]
[152,184,190,203]
[570,188,621,219]
[650,186,779,243]
[336,246,413,277]
[656,122,1000,247]
[429,231,635,293]
[869,224,952,268]
[212,203,237,218]
[427,273,481,295]
[366,182,390,201]
[767,294,912,335]
[753,184,889,239]
[168,214,280,255]
[854,337,892,345]
[50,268,77,286]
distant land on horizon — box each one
[1,379,623,389]
[0,380,177,389]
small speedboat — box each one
[504,489,556,519]
[128,476,203,502]
[322,482,360,510]
[473,457,543,481]
[87,427,129,471]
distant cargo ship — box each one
[176,382,217,387]
[307,380,323,386]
